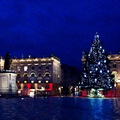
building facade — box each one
[0,55,61,97]
[108,54,120,97]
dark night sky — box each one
[0,0,120,68]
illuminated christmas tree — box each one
[81,33,114,91]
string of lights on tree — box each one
[81,33,114,89]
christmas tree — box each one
[81,33,114,90]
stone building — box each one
[0,55,61,97]
[108,54,120,97]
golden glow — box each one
[24,81,27,83]
[41,63,46,65]
[112,71,118,83]
[17,81,20,83]
[35,83,38,89]
[117,80,120,83]
[40,87,45,91]
[20,59,24,62]
[34,58,39,61]
[38,81,41,83]
[46,81,49,83]
[41,58,46,61]
[21,83,24,89]
[18,90,21,94]
[26,59,32,61]
[34,64,38,65]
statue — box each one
[4,52,12,70]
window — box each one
[24,66,28,71]
[38,74,42,77]
[45,74,50,77]
[46,66,49,69]
[17,74,21,77]
[113,64,116,68]
[39,66,41,70]
[31,67,34,70]
[24,74,28,77]
[17,66,21,71]
[41,63,46,65]
[31,74,35,77]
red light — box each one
[46,83,53,91]
[27,83,31,89]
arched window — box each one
[30,73,36,81]
[112,71,118,83]
[16,74,22,81]
[24,73,28,77]
[46,74,50,77]
[23,73,28,81]
[45,72,50,77]
[38,74,42,77]
[17,74,21,77]
[31,73,35,77]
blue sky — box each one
[0,0,120,68]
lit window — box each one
[31,81,34,83]
[41,63,46,65]
[38,81,41,83]
[24,81,27,83]
[17,66,21,71]
[24,66,28,71]
[17,81,20,83]
[46,81,49,83]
